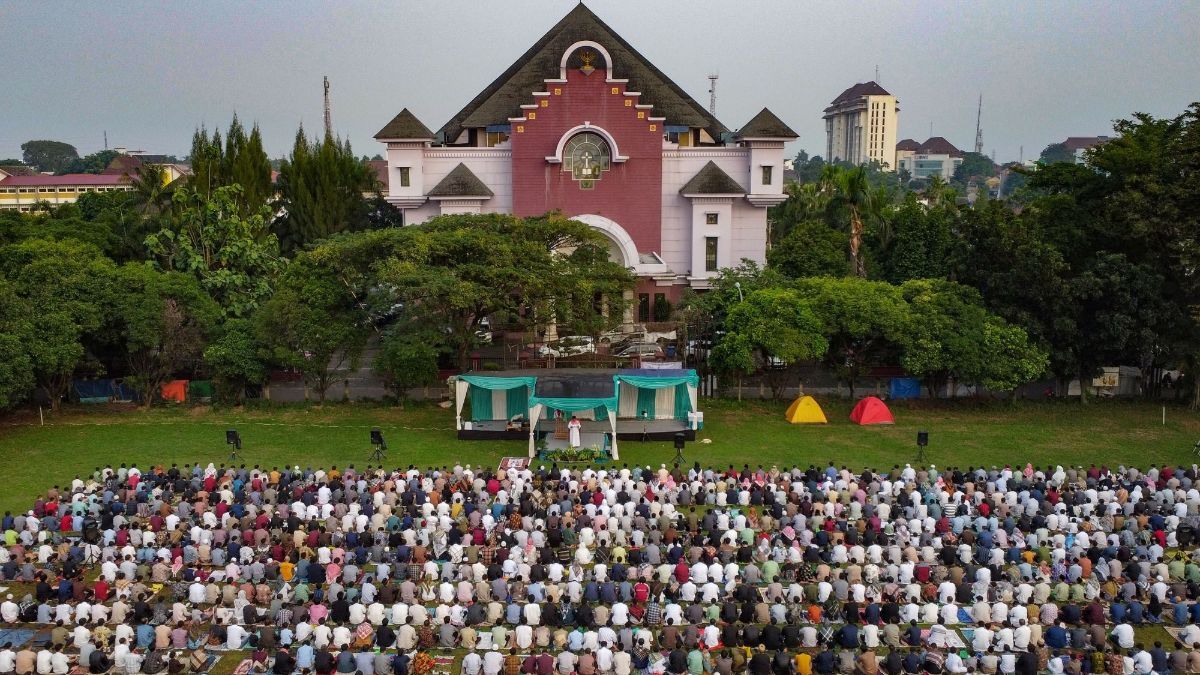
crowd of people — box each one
[0,460,1199,675]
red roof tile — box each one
[0,173,129,186]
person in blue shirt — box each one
[296,643,315,671]
[1044,623,1069,649]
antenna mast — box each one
[974,93,984,154]
[323,76,333,137]
[707,73,718,115]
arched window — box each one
[563,132,611,188]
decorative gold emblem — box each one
[580,50,595,76]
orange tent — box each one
[161,380,188,403]
[850,396,894,425]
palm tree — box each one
[129,163,175,216]
[923,175,958,211]
[828,165,877,278]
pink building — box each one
[376,5,795,304]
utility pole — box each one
[706,73,718,115]
[104,131,108,151]
[974,93,984,154]
[323,76,333,138]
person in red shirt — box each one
[93,578,109,602]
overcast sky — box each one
[2,1,1197,164]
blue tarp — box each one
[889,377,921,400]
[72,379,138,403]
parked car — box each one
[615,342,665,360]
[538,336,596,357]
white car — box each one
[615,342,664,360]
[538,336,596,357]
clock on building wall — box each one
[563,132,611,189]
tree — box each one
[371,213,634,369]
[767,219,847,279]
[186,116,272,215]
[1038,142,1075,165]
[203,318,268,404]
[110,264,220,407]
[274,127,382,254]
[709,332,756,401]
[373,330,440,406]
[127,163,176,216]
[0,280,34,410]
[61,150,120,175]
[768,180,832,246]
[952,152,996,184]
[257,254,369,403]
[714,287,828,400]
[898,279,993,397]
[978,318,1049,398]
[0,238,116,410]
[791,277,909,398]
[145,184,284,317]
[826,165,878,277]
[21,140,79,173]
[791,151,826,184]
[874,194,954,283]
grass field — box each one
[0,397,1198,515]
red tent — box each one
[850,396,894,425]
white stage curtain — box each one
[688,383,698,413]
[454,379,469,430]
[607,408,619,460]
[527,403,544,458]
[654,387,673,418]
[618,383,639,418]
[492,389,507,420]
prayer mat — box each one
[28,629,52,648]
[1165,626,1198,648]
[923,627,967,649]
[0,628,36,647]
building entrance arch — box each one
[568,213,640,269]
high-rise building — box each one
[823,81,899,169]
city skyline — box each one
[1,0,1197,165]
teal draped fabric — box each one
[469,386,493,421]
[614,373,699,389]
[593,405,608,421]
[673,383,691,420]
[460,375,537,390]
[636,386,656,419]
[506,386,529,419]
[528,396,618,412]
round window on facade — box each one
[563,132,611,187]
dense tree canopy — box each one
[20,140,78,173]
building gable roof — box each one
[916,136,962,157]
[438,4,727,143]
[736,108,798,139]
[825,81,891,111]
[427,163,493,198]
[679,161,745,196]
[895,138,920,151]
[375,109,435,140]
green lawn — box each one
[0,398,1197,515]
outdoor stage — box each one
[458,418,696,442]
[452,368,702,459]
